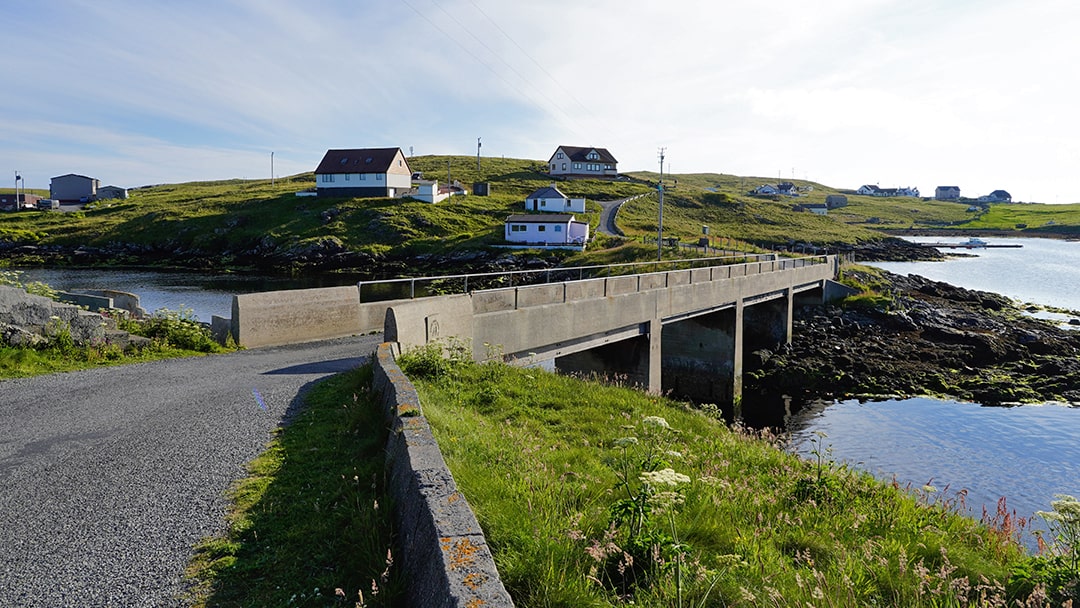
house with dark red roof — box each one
[314,147,412,198]
[547,146,618,178]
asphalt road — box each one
[0,335,381,607]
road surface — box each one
[0,335,381,607]
[596,194,649,236]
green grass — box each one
[185,364,401,608]
[398,349,1035,607]
[4,159,1080,273]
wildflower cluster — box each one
[590,415,698,602]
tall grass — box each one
[399,348,1039,607]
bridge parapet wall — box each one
[565,278,606,301]
[516,284,564,308]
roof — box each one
[936,186,960,190]
[506,214,575,223]
[553,146,618,164]
[990,190,1011,197]
[314,148,405,174]
[526,185,567,199]
[51,173,97,181]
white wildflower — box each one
[642,415,671,429]
[613,436,639,448]
[639,468,691,487]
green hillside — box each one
[2,156,1080,272]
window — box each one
[573,163,581,170]
[511,224,525,232]
[360,174,366,180]
[377,174,384,180]
[557,152,564,159]
[554,225,563,232]
[345,174,350,181]
[538,225,546,232]
[540,200,546,207]
[324,174,335,183]
[587,151,598,160]
[551,164,555,171]
[562,163,567,170]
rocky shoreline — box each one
[744,270,1080,414]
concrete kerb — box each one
[372,342,515,608]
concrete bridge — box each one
[228,254,846,412]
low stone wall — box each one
[371,342,514,608]
[0,285,135,348]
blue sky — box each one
[2,0,1078,203]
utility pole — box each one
[14,170,20,207]
[270,152,275,186]
[477,137,482,172]
[657,147,666,261]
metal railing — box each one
[356,253,831,303]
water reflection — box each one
[787,397,1080,549]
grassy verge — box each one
[397,346,1053,607]
[185,364,402,607]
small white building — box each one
[505,213,589,246]
[525,185,585,213]
[411,180,466,204]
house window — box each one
[573,163,581,170]
[554,225,563,232]
[562,163,566,170]
[511,225,525,232]
[557,152,564,159]
[360,174,366,180]
[540,200,546,207]
[345,174,350,181]
[538,225,546,232]
[377,174,384,181]
[550,164,555,171]
[324,174,335,183]
[587,152,598,160]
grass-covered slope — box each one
[399,348,1034,607]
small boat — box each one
[962,237,988,248]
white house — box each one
[752,184,780,195]
[314,147,412,198]
[525,185,585,213]
[505,213,589,246]
[547,146,618,177]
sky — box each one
[2,0,1078,203]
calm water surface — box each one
[11,268,365,322]
[789,237,1080,548]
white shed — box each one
[525,185,585,213]
[505,213,589,246]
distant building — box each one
[825,194,848,209]
[50,174,99,203]
[547,146,618,177]
[504,213,589,246]
[525,184,585,213]
[935,186,961,200]
[97,185,128,200]
[410,180,466,204]
[856,184,919,197]
[0,192,41,210]
[793,202,828,215]
[314,147,412,198]
[987,189,1012,203]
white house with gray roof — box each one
[314,147,412,198]
[547,146,618,177]
[505,213,589,247]
[525,184,585,213]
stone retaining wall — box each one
[371,342,514,608]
